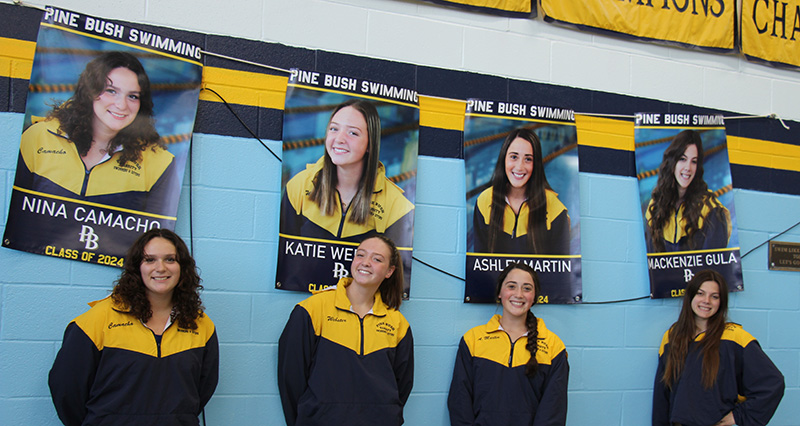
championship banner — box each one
[634,113,743,298]
[277,69,419,296]
[541,0,735,50]
[3,6,202,267]
[465,99,582,304]
[418,0,535,17]
[741,0,800,68]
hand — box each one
[714,411,735,426]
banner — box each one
[541,0,735,50]
[741,0,800,68]
[418,0,535,17]
[634,113,743,298]
[276,69,419,296]
[2,6,201,267]
[465,99,582,304]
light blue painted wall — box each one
[2,0,800,424]
[2,113,798,425]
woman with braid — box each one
[645,130,731,253]
[448,262,569,426]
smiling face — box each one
[139,237,181,301]
[505,137,534,190]
[691,280,721,330]
[499,268,536,319]
[325,106,369,170]
[674,143,698,195]
[350,237,395,289]
[92,67,141,138]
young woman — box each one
[278,235,414,426]
[280,99,414,247]
[16,51,177,214]
[473,128,569,255]
[652,269,784,426]
[49,229,219,425]
[448,262,569,426]
[645,130,731,253]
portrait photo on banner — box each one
[3,6,202,267]
[634,113,743,299]
[464,99,582,304]
[276,69,419,296]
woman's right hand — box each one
[714,411,735,425]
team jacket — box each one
[473,187,570,254]
[48,297,219,426]
[448,315,569,426]
[277,278,414,426]
[280,157,415,247]
[652,323,784,426]
[645,192,731,253]
[16,119,178,215]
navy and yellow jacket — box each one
[448,315,569,426]
[652,323,784,426]
[48,297,219,426]
[280,157,415,247]
[473,187,570,255]
[645,191,731,253]
[16,119,179,215]
[277,278,414,426]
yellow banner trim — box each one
[200,66,288,110]
[0,37,36,80]
[419,95,467,131]
[575,115,634,151]
[728,135,800,173]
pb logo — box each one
[683,268,694,283]
[79,225,99,250]
[332,262,350,279]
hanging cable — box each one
[199,50,292,75]
[200,87,282,162]
[412,256,465,281]
[739,218,800,259]
[725,113,791,130]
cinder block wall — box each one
[1,1,799,425]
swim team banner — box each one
[464,99,582,304]
[3,6,202,267]
[418,0,535,17]
[634,113,743,298]
[741,0,800,68]
[276,69,419,296]
[541,0,736,50]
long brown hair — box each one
[50,51,161,166]
[111,228,204,329]
[648,130,725,251]
[360,235,404,310]
[495,262,542,377]
[310,99,381,225]
[662,269,729,389]
[488,128,552,253]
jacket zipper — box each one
[359,316,365,356]
[337,192,350,238]
[512,210,520,238]
[505,333,515,367]
[673,209,679,243]
[81,169,90,197]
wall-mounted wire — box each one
[200,87,282,162]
